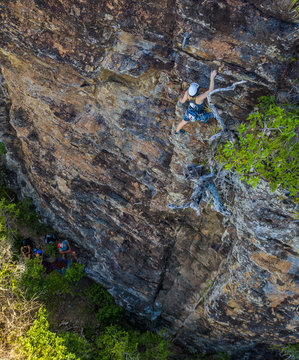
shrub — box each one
[217,96,299,196]
[44,270,72,297]
[0,188,20,239]
[96,304,124,326]
[21,257,47,298]
[279,343,299,360]
[0,142,6,155]
[84,283,124,325]
[64,263,85,283]
[21,259,85,299]
[0,185,48,236]
[95,325,139,360]
[45,243,58,257]
[60,332,92,360]
[138,330,172,360]
[84,282,114,308]
[0,239,40,357]
[95,326,172,360]
[18,307,78,360]
[16,198,48,234]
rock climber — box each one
[175,69,221,134]
[57,240,78,261]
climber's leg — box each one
[175,120,188,133]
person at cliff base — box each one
[20,238,33,259]
[33,248,43,262]
[57,240,78,261]
[175,69,222,134]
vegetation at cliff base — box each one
[217,96,299,196]
[0,184,172,359]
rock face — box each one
[0,0,298,355]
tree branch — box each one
[207,80,247,142]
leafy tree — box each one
[217,96,298,196]
[95,325,139,360]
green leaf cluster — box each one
[21,258,85,299]
[45,242,58,257]
[0,185,48,237]
[84,283,123,325]
[95,325,171,360]
[18,307,79,360]
[217,96,299,196]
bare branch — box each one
[169,165,231,217]
[207,80,247,142]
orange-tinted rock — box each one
[0,0,298,356]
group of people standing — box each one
[20,235,77,262]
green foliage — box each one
[21,257,47,298]
[64,263,85,283]
[18,307,78,360]
[16,197,49,233]
[84,282,113,308]
[84,283,123,325]
[45,242,58,257]
[0,141,6,155]
[95,325,172,360]
[95,325,139,360]
[21,258,85,299]
[0,185,48,237]
[60,332,92,360]
[279,343,299,360]
[138,330,172,360]
[0,188,20,239]
[96,304,124,326]
[217,96,299,196]
[44,270,72,297]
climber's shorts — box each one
[183,109,214,123]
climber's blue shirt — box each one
[59,240,68,252]
[184,100,214,123]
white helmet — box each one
[188,82,199,97]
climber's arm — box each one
[195,70,217,104]
[180,90,189,104]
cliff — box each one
[0,0,298,356]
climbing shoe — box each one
[175,129,185,134]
